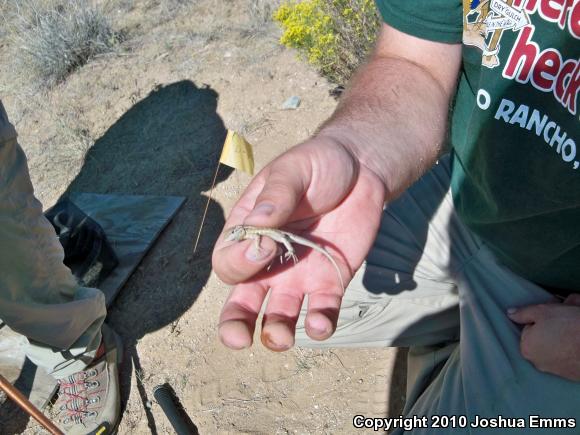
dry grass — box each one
[248,0,278,29]
[3,0,121,87]
[141,0,196,22]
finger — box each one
[218,282,269,349]
[212,236,277,284]
[519,323,535,361]
[564,293,580,307]
[260,290,305,351]
[507,303,550,324]
[304,290,342,341]
[213,157,310,283]
[243,159,311,228]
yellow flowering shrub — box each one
[274,0,380,84]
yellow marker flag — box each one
[219,130,255,176]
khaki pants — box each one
[0,101,105,379]
[296,155,580,433]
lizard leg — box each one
[280,236,298,264]
[250,234,263,254]
[267,246,284,271]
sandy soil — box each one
[0,1,405,433]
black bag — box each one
[44,199,119,287]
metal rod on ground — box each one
[0,374,63,435]
[193,161,221,254]
[153,384,195,435]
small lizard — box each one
[223,225,345,292]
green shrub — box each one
[6,0,121,87]
[274,0,380,84]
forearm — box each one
[317,58,450,199]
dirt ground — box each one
[0,1,406,433]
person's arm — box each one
[317,23,462,199]
[213,23,462,351]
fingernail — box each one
[507,308,517,315]
[245,244,272,262]
[308,319,331,336]
[248,203,274,219]
[261,331,291,352]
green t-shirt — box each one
[376,0,579,290]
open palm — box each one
[212,139,385,351]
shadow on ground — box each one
[388,348,408,418]
[59,80,230,434]
[0,356,40,434]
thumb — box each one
[507,304,548,324]
[244,156,311,228]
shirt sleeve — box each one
[375,0,463,44]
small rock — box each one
[282,96,301,110]
[224,51,232,58]
[145,400,152,409]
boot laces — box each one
[57,368,104,425]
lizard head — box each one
[223,225,246,242]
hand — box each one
[508,294,580,381]
[212,137,385,351]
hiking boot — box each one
[54,323,122,434]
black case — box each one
[44,199,119,287]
